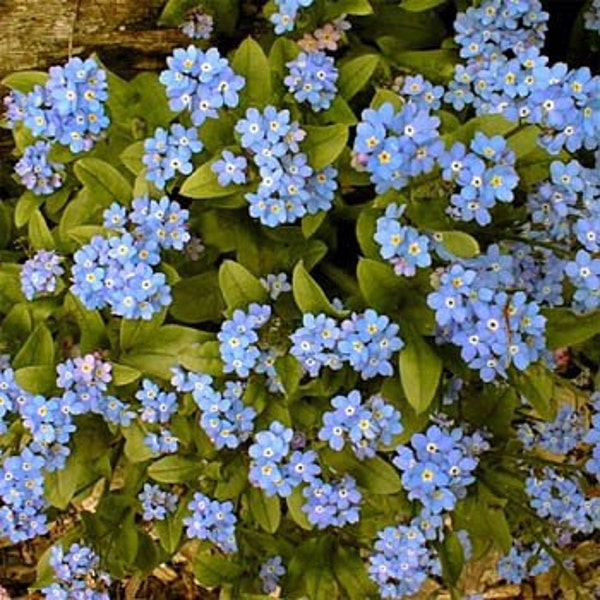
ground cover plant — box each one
[1,0,600,597]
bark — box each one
[0,0,188,81]
[0,0,188,164]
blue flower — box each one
[284,51,338,112]
[212,150,248,186]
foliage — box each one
[1,0,600,598]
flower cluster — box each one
[319,390,402,459]
[270,0,315,34]
[497,542,554,585]
[427,246,547,382]
[181,6,214,40]
[159,45,245,126]
[297,17,351,52]
[235,105,338,226]
[218,303,271,377]
[353,101,441,194]
[302,475,361,529]
[448,0,599,156]
[14,141,64,196]
[0,446,49,543]
[184,492,237,553]
[374,203,431,277]
[5,56,109,154]
[72,196,189,320]
[212,150,247,186]
[393,424,483,515]
[259,556,286,594]
[174,370,256,450]
[138,483,178,521]
[517,403,586,455]
[284,51,338,112]
[565,249,600,313]
[248,421,320,497]
[56,354,134,431]
[20,394,75,471]
[42,543,111,599]
[526,159,594,244]
[143,123,203,189]
[397,74,444,111]
[368,521,440,599]
[135,378,179,454]
[525,467,600,534]
[290,309,403,380]
[20,250,64,300]
[440,132,519,226]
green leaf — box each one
[111,364,142,386]
[322,449,401,494]
[219,260,268,311]
[544,308,600,349]
[324,0,373,18]
[180,159,240,199]
[44,453,84,509]
[67,225,107,245]
[401,0,447,11]
[63,293,107,352]
[158,0,199,25]
[154,509,184,554]
[123,421,155,463]
[120,141,145,175]
[338,55,379,101]
[508,125,543,160]
[147,456,203,483]
[437,231,480,258]
[302,212,327,239]
[286,487,312,530]
[292,261,345,317]
[178,340,224,377]
[248,487,281,534]
[269,37,300,77]
[356,258,406,313]
[356,210,385,259]
[479,492,512,554]
[231,37,273,107]
[13,323,54,368]
[14,366,56,395]
[1,71,47,92]
[399,328,442,413]
[305,567,338,600]
[382,48,457,82]
[74,158,132,204]
[120,325,211,380]
[303,125,349,171]
[120,309,166,352]
[440,531,465,586]
[333,546,378,600]
[275,355,303,398]
[370,89,404,111]
[15,191,45,228]
[288,539,338,599]
[509,365,555,421]
[170,271,225,323]
[193,553,244,588]
[28,210,55,250]
[443,114,518,147]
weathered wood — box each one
[0,0,188,81]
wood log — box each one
[0,0,189,81]
[0,0,191,164]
